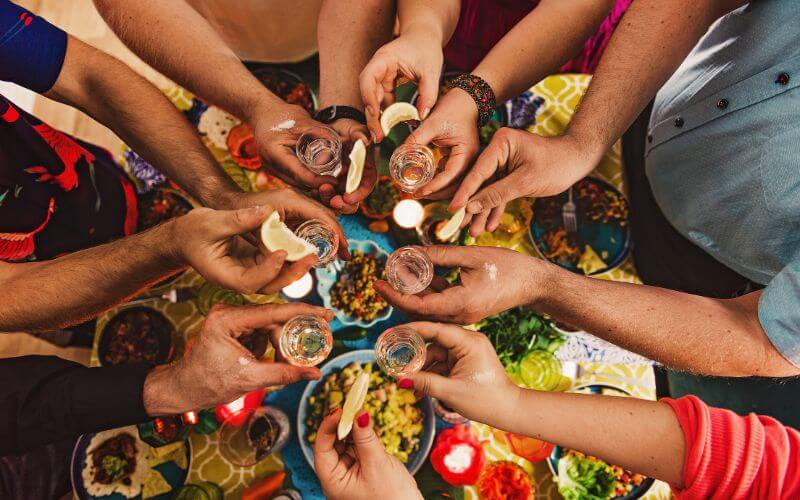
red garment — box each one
[443,0,632,74]
[663,395,800,499]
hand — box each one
[360,33,443,143]
[314,408,421,500]
[222,188,350,260]
[375,245,541,325]
[397,322,521,432]
[319,118,378,214]
[404,88,480,200]
[451,129,594,235]
[172,205,317,295]
[143,303,332,415]
[251,101,338,189]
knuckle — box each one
[206,304,229,320]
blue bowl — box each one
[546,384,654,499]
[316,240,393,328]
[529,177,631,276]
[297,350,435,476]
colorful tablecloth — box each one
[88,72,672,499]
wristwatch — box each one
[315,105,366,126]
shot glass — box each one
[279,314,333,367]
[375,326,427,377]
[218,406,290,467]
[294,219,339,267]
[385,246,434,295]
[389,143,435,193]
[295,125,342,176]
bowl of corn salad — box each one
[316,240,393,328]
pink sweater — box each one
[663,396,800,499]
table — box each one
[89,72,672,499]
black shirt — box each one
[0,356,150,456]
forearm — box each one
[566,0,747,161]
[47,37,241,208]
[529,261,799,377]
[0,223,184,332]
[93,0,284,124]
[509,390,685,487]
[318,0,395,109]
[397,0,459,48]
[474,0,615,102]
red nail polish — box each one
[398,378,414,390]
[356,412,370,428]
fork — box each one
[562,186,577,233]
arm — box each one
[93,0,333,190]
[474,0,615,103]
[46,35,241,209]
[316,0,395,212]
[375,246,800,378]
[0,303,328,455]
[0,206,298,332]
[452,0,750,220]
[407,322,800,495]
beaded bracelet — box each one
[446,73,497,127]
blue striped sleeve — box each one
[0,0,67,92]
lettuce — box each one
[557,454,616,500]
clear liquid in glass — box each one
[389,143,435,193]
[296,126,342,176]
[385,246,433,295]
[375,326,426,377]
[294,219,339,267]
[279,314,332,367]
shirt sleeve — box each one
[662,395,800,499]
[0,356,151,456]
[758,261,800,367]
[0,0,67,92]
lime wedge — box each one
[337,372,370,439]
[436,207,466,241]
[260,211,317,261]
[346,139,366,194]
[380,102,420,136]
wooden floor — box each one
[1,1,170,364]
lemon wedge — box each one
[380,102,420,136]
[337,372,369,440]
[260,211,317,261]
[436,207,466,241]
[346,139,366,194]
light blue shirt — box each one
[646,1,800,365]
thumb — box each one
[350,410,389,463]
[416,73,440,120]
[402,370,454,401]
[214,205,273,237]
[465,170,527,215]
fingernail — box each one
[356,411,370,428]
[370,131,377,143]
[398,378,414,389]
[421,107,431,119]
[467,201,483,213]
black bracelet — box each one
[314,105,366,126]
[446,74,497,127]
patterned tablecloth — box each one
[89,73,672,499]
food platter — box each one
[297,350,436,476]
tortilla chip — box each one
[577,245,606,275]
[142,469,172,499]
[148,442,187,469]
